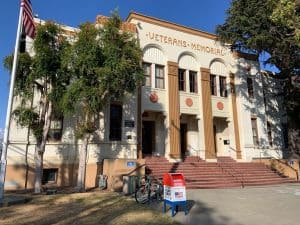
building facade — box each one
[4,12,286,190]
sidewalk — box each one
[0,195,30,207]
[163,184,300,225]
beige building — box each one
[4,12,287,190]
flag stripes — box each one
[21,0,35,39]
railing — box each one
[267,157,299,181]
[217,161,245,188]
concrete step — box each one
[145,157,297,189]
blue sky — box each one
[0,0,231,129]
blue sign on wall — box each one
[127,161,136,167]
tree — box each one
[4,22,71,193]
[62,11,143,191]
[216,0,300,157]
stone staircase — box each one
[145,156,297,189]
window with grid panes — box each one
[48,116,63,142]
[251,118,259,146]
[189,71,198,93]
[247,77,254,100]
[267,121,273,147]
[109,104,122,141]
[210,75,217,95]
[142,62,151,86]
[155,65,164,89]
[178,69,185,91]
[219,76,227,97]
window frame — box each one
[267,121,273,147]
[47,116,63,142]
[282,123,288,148]
[210,74,217,96]
[42,168,58,184]
[251,118,259,146]
[178,68,186,91]
[219,76,227,97]
[189,70,198,93]
[142,62,151,87]
[155,64,165,89]
[109,104,123,141]
[247,77,254,100]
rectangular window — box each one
[109,104,122,141]
[178,69,186,91]
[210,75,217,95]
[189,71,198,93]
[48,116,63,142]
[251,118,259,146]
[247,77,254,100]
[282,123,288,148]
[267,121,273,147]
[143,62,151,87]
[42,168,58,184]
[155,65,165,89]
[219,76,227,97]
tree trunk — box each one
[34,101,53,193]
[34,145,44,193]
[77,134,89,192]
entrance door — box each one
[142,121,155,157]
[180,123,187,158]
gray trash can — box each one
[123,176,136,195]
[99,174,107,190]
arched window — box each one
[143,46,166,89]
[178,54,198,93]
[210,61,228,98]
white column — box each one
[197,115,205,159]
[163,112,169,159]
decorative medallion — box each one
[149,92,158,103]
[217,102,224,110]
[185,98,193,107]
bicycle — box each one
[135,175,163,204]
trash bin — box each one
[163,173,187,217]
[123,175,136,195]
[99,174,107,190]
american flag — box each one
[21,0,35,39]
[175,192,183,198]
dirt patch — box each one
[0,191,180,225]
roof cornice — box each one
[126,11,217,40]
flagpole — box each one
[0,5,24,201]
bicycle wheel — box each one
[149,178,164,201]
[135,185,150,204]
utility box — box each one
[163,173,187,217]
[123,176,136,195]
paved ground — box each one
[161,184,300,225]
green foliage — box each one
[63,11,143,139]
[75,121,97,139]
[13,106,43,142]
[32,22,71,107]
[271,0,300,43]
[4,52,33,99]
[216,0,299,78]
[216,0,300,105]
[101,11,144,99]
[3,22,71,142]
[217,0,300,153]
